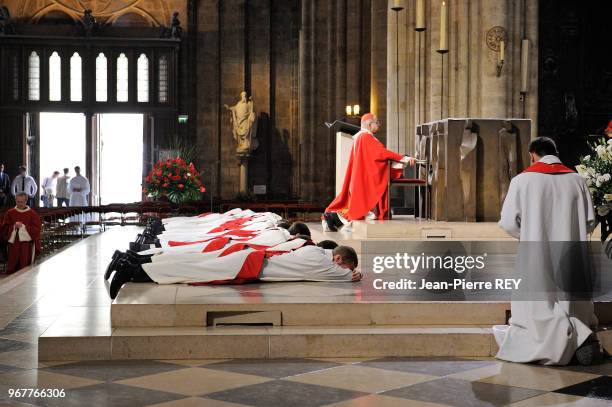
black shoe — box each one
[129,242,151,252]
[126,250,154,259]
[141,232,158,245]
[574,338,603,366]
[109,260,139,299]
[104,250,125,280]
[324,213,339,232]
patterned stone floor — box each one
[0,226,610,406]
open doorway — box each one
[98,113,144,205]
[39,113,87,206]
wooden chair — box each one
[387,159,429,220]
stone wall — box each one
[386,0,539,155]
[197,0,372,203]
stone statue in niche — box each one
[225,91,259,156]
[170,12,182,38]
[83,9,97,37]
[460,120,478,221]
[0,5,14,35]
[498,121,518,204]
[225,91,259,196]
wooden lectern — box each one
[335,132,353,195]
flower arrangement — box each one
[143,157,205,204]
[576,139,612,217]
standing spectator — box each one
[41,171,60,208]
[0,163,10,207]
[0,192,41,274]
[11,166,37,208]
[56,168,70,207]
[68,166,90,207]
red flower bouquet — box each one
[143,158,205,204]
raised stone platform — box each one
[35,221,610,361]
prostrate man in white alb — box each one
[108,244,361,299]
[67,166,90,207]
[495,137,601,365]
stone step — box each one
[39,325,498,361]
[111,285,511,327]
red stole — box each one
[325,130,404,221]
[1,207,41,254]
[521,161,574,174]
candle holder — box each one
[391,2,405,153]
[496,59,505,77]
[436,49,448,120]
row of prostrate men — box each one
[104,211,362,300]
[0,164,90,208]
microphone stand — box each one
[324,119,361,134]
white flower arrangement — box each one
[577,138,612,222]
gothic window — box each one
[70,52,82,102]
[158,55,168,103]
[116,53,129,102]
[96,53,108,102]
[49,51,62,101]
[137,54,149,102]
[28,51,40,101]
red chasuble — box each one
[1,207,41,273]
[521,161,574,174]
[325,130,404,220]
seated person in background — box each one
[1,192,41,274]
[109,244,361,299]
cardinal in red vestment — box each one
[1,193,41,274]
[324,113,415,230]
[605,119,612,137]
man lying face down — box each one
[109,244,361,299]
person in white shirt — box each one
[41,171,60,208]
[56,168,70,207]
[11,165,37,208]
[68,166,90,207]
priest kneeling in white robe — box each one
[494,137,601,365]
[109,245,361,299]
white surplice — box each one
[495,155,598,365]
[68,175,91,206]
[142,245,353,285]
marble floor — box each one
[0,225,610,406]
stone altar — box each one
[416,118,531,222]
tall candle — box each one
[392,0,403,9]
[520,39,530,92]
[499,40,505,62]
[416,0,425,30]
[439,1,448,51]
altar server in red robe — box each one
[1,192,41,274]
[324,113,415,230]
